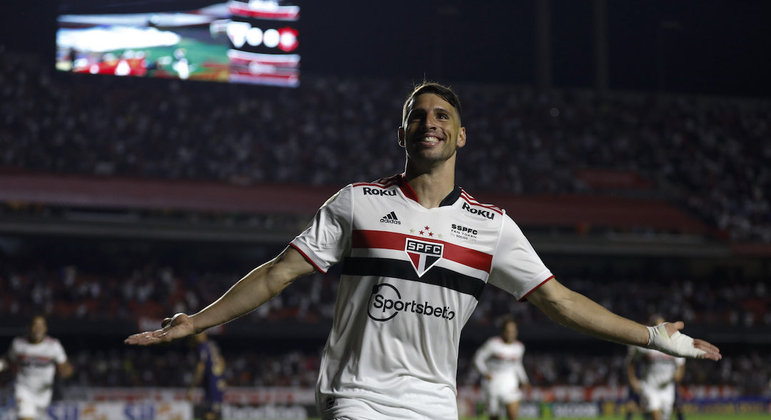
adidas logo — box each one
[380,211,401,225]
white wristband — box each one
[647,323,705,358]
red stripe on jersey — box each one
[398,181,419,202]
[352,175,401,189]
[352,183,394,189]
[460,191,503,214]
[289,243,327,274]
[518,275,555,302]
[351,229,493,273]
[352,181,398,189]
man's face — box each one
[502,321,518,343]
[398,93,466,165]
[29,317,47,343]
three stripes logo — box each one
[380,211,401,225]
[405,238,444,277]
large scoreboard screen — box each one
[55,1,301,87]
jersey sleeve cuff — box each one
[289,242,328,274]
[518,275,555,302]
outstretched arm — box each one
[472,342,491,378]
[125,246,315,346]
[187,360,205,400]
[526,278,721,361]
[674,362,686,384]
[57,361,74,379]
[625,353,641,393]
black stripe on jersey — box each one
[439,185,463,207]
[341,257,486,299]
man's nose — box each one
[422,114,439,129]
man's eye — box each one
[438,113,449,119]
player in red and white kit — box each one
[0,315,73,420]
[627,316,686,420]
[474,318,530,420]
[126,82,721,420]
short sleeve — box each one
[7,339,19,362]
[625,345,641,362]
[54,339,67,364]
[487,213,553,301]
[472,339,492,375]
[290,185,353,273]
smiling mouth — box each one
[417,135,443,144]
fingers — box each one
[649,322,722,361]
[669,321,722,361]
[161,313,186,328]
[663,321,685,336]
[124,329,168,346]
[126,313,191,346]
[694,339,722,361]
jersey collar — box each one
[397,173,462,207]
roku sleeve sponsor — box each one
[291,186,353,273]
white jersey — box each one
[290,174,553,419]
[8,336,67,395]
[628,346,684,418]
[473,337,528,386]
[627,346,685,389]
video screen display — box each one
[56,1,301,87]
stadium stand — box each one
[0,51,769,242]
[0,49,769,416]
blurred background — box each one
[0,0,769,419]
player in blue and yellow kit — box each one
[188,332,225,420]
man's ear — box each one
[397,127,406,147]
[456,127,467,149]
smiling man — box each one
[126,82,721,420]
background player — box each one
[627,316,686,420]
[0,315,73,420]
[623,354,643,420]
[473,317,531,420]
[126,82,721,420]
[188,332,226,420]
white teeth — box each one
[423,137,439,143]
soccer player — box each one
[626,316,686,420]
[126,82,721,420]
[0,315,73,420]
[623,347,644,420]
[188,332,226,420]
[473,318,530,420]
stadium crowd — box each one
[1,51,770,242]
[1,49,770,403]
[48,337,771,397]
[1,261,769,330]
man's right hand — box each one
[647,322,721,361]
[124,313,196,346]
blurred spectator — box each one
[0,260,768,328]
[0,51,769,242]
[55,342,771,396]
[1,49,769,402]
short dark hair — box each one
[30,314,46,324]
[402,82,462,126]
[498,316,517,331]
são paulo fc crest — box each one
[404,238,444,277]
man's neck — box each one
[403,159,457,209]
